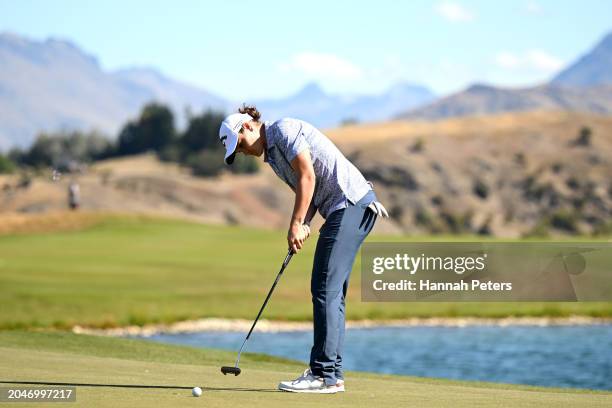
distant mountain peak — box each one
[45,36,80,49]
[466,83,498,93]
[601,31,612,46]
[552,30,612,87]
[114,66,170,83]
[0,32,229,148]
[1,32,80,53]
[116,66,164,76]
[295,82,327,99]
[0,32,100,69]
[390,81,430,90]
[0,31,25,43]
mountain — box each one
[400,83,612,120]
[0,32,434,148]
[255,82,434,128]
[345,82,435,123]
[112,67,228,118]
[552,32,612,87]
[400,31,612,120]
[0,32,229,149]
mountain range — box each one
[0,33,229,149]
[0,32,434,149]
[1,30,612,149]
[254,82,434,128]
[401,32,612,120]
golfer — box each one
[219,105,388,393]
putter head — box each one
[221,366,241,376]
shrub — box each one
[185,150,225,177]
[230,154,259,174]
[0,154,15,174]
[473,179,489,199]
[550,210,579,233]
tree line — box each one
[0,103,258,176]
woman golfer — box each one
[219,105,388,393]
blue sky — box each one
[0,0,610,100]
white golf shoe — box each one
[278,369,345,393]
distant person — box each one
[219,105,388,393]
[68,181,80,210]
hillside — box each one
[1,111,611,237]
[329,111,612,237]
[0,154,298,229]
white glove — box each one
[302,224,311,238]
[368,201,389,218]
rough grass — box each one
[0,211,111,235]
[0,331,609,408]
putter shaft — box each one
[227,250,293,372]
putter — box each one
[221,249,294,376]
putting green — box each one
[0,331,609,407]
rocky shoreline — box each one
[72,316,612,337]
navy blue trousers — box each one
[309,190,377,385]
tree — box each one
[177,109,261,177]
[24,133,63,167]
[117,121,144,156]
[180,110,225,152]
[116,103,176,155]
[139,103,176,152]
[20,130,113,168]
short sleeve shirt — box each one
[263,118,371,219]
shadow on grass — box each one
[0,380,277,393]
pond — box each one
[132,324,612,390]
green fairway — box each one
[0,331,609,408]
[0,214,610,329]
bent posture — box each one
[219,105,387,393]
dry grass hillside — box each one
[1,111,611,237]
[0,154,296,230]
[329,111,612,236]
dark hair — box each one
[238,104,261,121]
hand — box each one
[287,222,310,253]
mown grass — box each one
[0,214,610,329]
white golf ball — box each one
[192,387,202,397]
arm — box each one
[304,202,317,226]
[287,150,316,253]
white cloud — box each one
[525,1,543,15]
[494,50,564,73]
[279,52,363,80]
[435,2,475,22]
[495,52,521,69]
[527,50,564,71]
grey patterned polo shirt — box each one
[263,118,371,219]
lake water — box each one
[133,325,612,390]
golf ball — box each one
[192,387,202,397]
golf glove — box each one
[302,224,311,238]
[368,201,389,218]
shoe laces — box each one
[293,368,316,383]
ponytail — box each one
[238,104,261,122]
